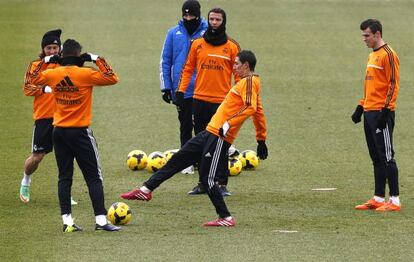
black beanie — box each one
[182,0,201,18]
[41,29,62,49]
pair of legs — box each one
[192,99,228,187]
[20,119,54,202]
[53,127,119,231]
[364,111,399,197]
[20,119,77,205]
[143,131,232,218]
[24,119,53,177]
[356,111,400,211]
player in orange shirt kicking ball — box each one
[352,19,401,212]
[176,7,241,196]
[121,50,268,227]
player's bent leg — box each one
[147,149,196,189]
[121,153,193,201]
[20,153,46,203]
[24,152,46,175]
[122,133,204,200]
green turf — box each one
[1,0,414,261]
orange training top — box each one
[359,44,399,111]
[24,60,59,120]
[29,57,119,127]
[206,74,267,144]
[178,37,241,104]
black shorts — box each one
[32,118,53,154]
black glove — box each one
[219,128,224,137]
[44,55,60,64]
[175,91,184,106]
[80,53,98,63]
[257,140,268,160]
[351,105,364,124]
[161,90,172,104]
[377,107,390,130]
[80,53,92,62]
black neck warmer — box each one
[184,18,201,36]
[203,9,228,46]
[203,25,227,46]
[59,56,84,67]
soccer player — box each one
[21,29,77,206]
[176,7,241,195]
[351,19,401,211]
[121,50,268,227]
[29,39,121,232]
[159,0,207,175]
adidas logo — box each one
[54,76,79,92]
[376,128,381,133]
[176,31,182,35]
[205,152,212,157]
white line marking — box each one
[311,188,337,191]
[273,230,298,233]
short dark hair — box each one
[360,19,382,36]
[62,39,82,57]
[237,50,256,71]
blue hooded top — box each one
[159,18,208,101]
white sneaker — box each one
[71,197,78,206]
[181,166,194,175]
[228,145,239,158]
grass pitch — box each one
[1,0,414,261]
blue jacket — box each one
[160,18,208,101]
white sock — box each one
[62,214,74,226]
[96,215,107,226]
[390,196,400,206]
[373,196,385,203]
[140,186,151,193]
[21,173,31,186]
[224,216,233,221]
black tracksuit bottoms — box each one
[363,111,399,197]
[192,98,228,185]
[53,127,106,216]
[144,130,232,218]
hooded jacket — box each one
[160,18,208,101]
